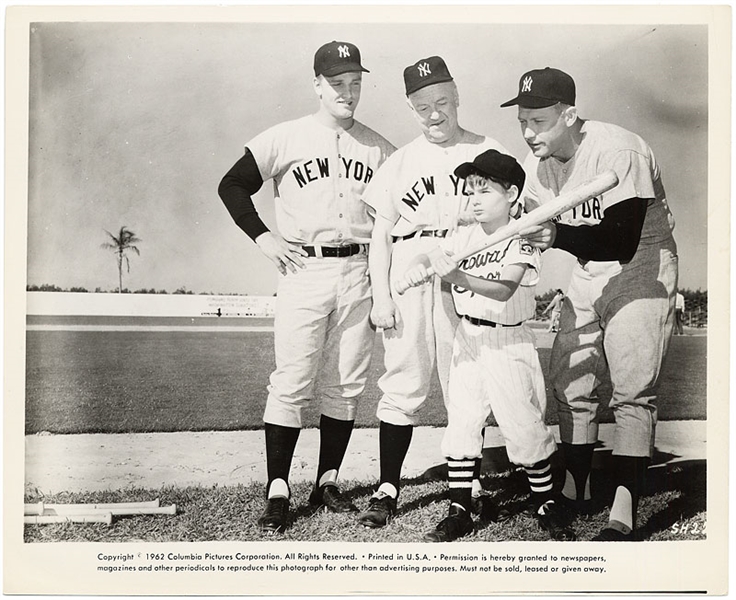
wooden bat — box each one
[395,170,619,295]
[24,499,160,516]
[24,513,113,526]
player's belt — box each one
[301,244,366,258]
[392,229,448,242]
[463,315,523,328]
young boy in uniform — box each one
[403,149,575,542]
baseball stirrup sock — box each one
[607,455,649,532]
[561,442,595,502]
[472,457,483,497]
[447,458,474,512]
[524,459,554,507]
[264,423,300,498]
[379,421,413,495]
[471,428,485,496]
[316,415,354,486]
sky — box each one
[23,16,710,296]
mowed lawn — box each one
[24,324,706,435]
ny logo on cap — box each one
[338,45,350,58]
[521,76,533,93]
[418,62,432,77]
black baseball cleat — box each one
[471,494,510,523]
[423,504,474,543]
[357,492,396,528]
[309,484,358,513]
[560,495,596,517]
[591,526,638,541]
[535,499,577,541]
[257,497,289,534]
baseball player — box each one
[501,67,678,541]
[542,289,565,333]
[403,149,575,542]
[217,41,395,534]
[358,56,508,528]
[674,291,685,334]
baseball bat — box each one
[24,513,113,526]
[24,499,160,516]
[395,169,619,295]
[38,505,177,517]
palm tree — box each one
[101,226,141,293]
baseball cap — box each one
[313,41,369,77]
[500,67,576,108]
[454,149,526,195]
[404,56,454,96]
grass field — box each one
[23,319,707,543]
[25,325,706,434]
[23,449,706,543]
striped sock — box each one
[447,458,475,512]
[524,459,554,508]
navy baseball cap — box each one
[314,41,369,77]
[500,67,576,108]
[454,149,526,196]
[404,56,454,96]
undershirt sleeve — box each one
[552,197,648,262]
[217,148,269,241]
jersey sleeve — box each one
[245,124,287,181]
[506,239,540,287]
[601,148,657,210]
[362,157,400,223]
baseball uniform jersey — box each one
[440,226,557,464]
[250,115,395,428]
[362,133,507,426]
[522,119,678,458]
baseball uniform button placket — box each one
[463,315,523,328]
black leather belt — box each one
[463,315,523,328]
[301,244,365,258]
[393,229,448,242]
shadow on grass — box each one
[402,443,706,541]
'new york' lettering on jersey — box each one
[246,115,395,245]
[363,134,508,237]
[522,120,675,246]
[442,224,540,324]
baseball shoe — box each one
[309,484,357,513]
[591,526,637,541]
[423,504,474,543]
[535,499,577,541]
[357,491,396,528]
[471,494,510,523]
[257,497,289,534]
[560,496,596,517]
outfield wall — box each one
[26,292,275,317]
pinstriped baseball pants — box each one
[441,319,558,465]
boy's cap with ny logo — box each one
[314,41,369,77]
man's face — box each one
[517,104,569,159]
[314,72,363,120]
[408,81,460,145]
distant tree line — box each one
[25,284,250,296]
[26,284,707,322]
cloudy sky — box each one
[23,12,710,295]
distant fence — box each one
[26,292,275,317]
